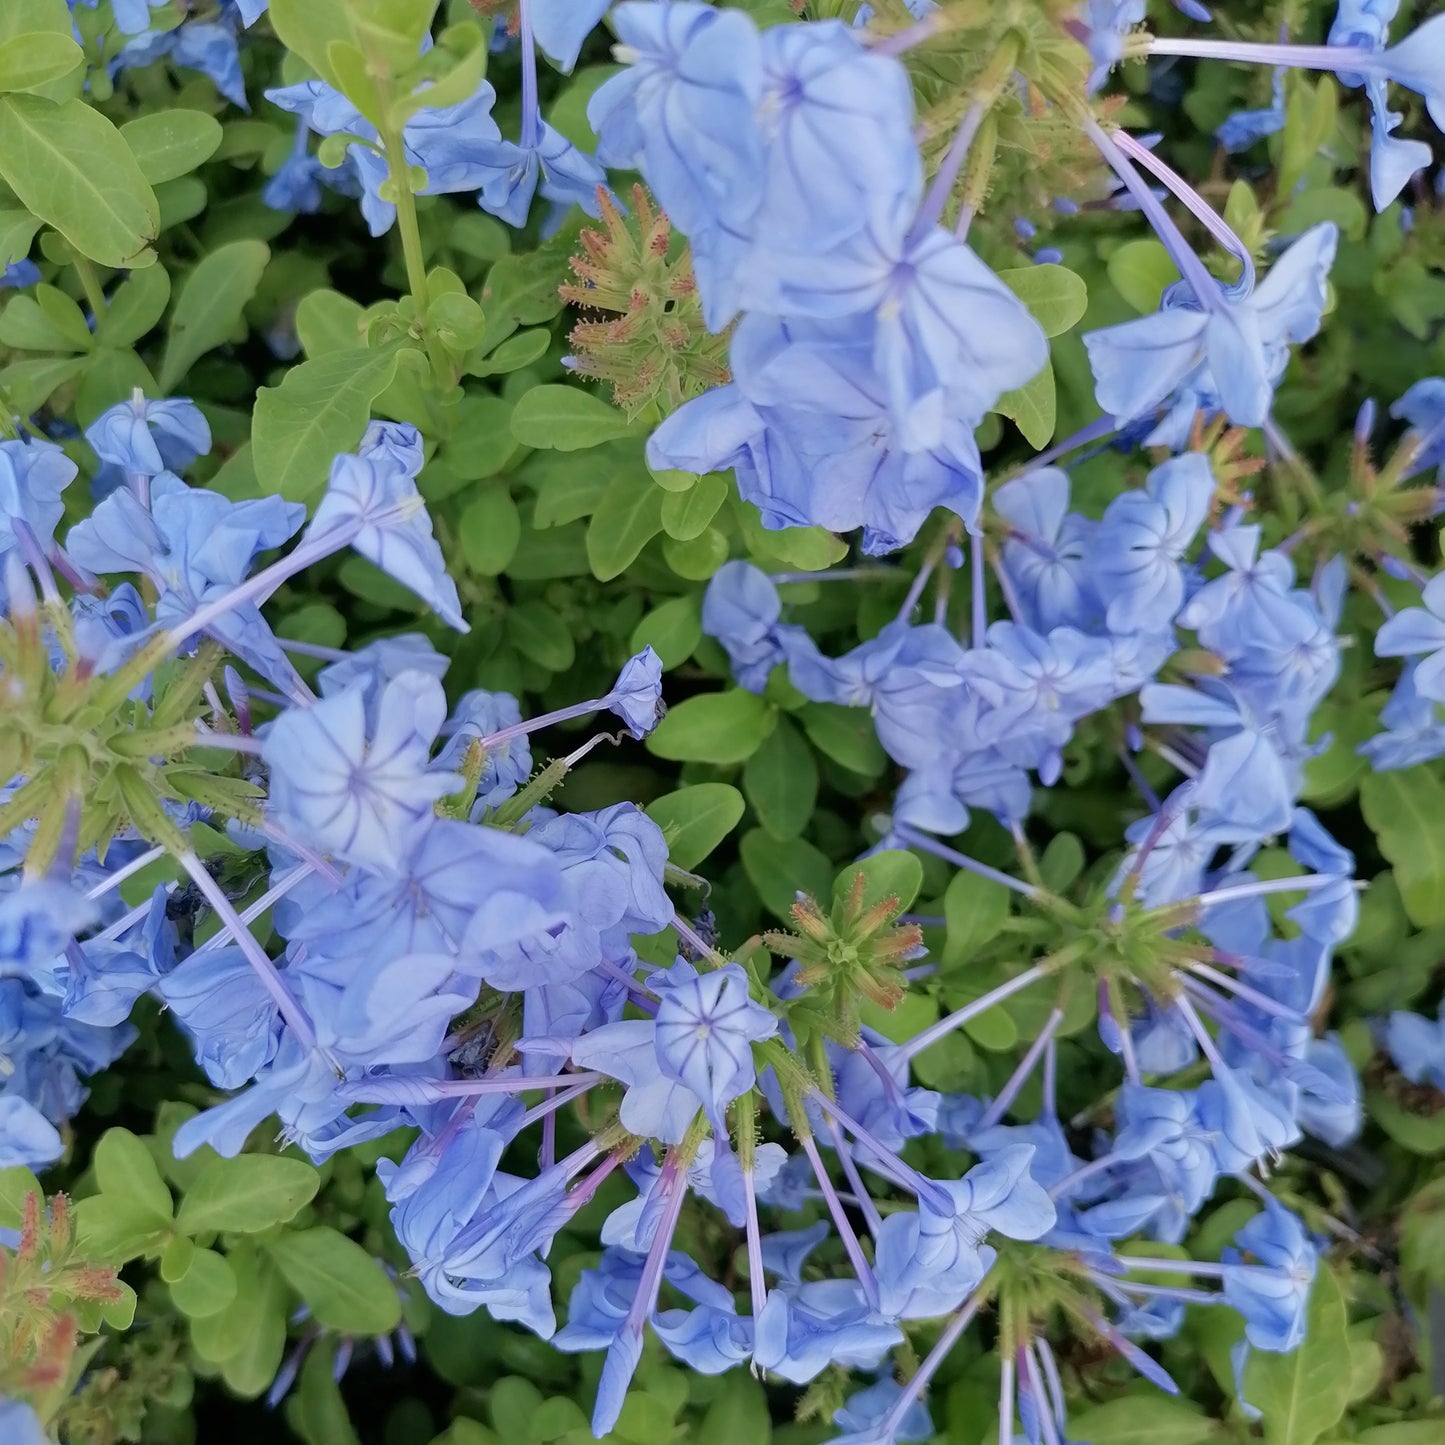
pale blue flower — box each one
[1386,1003,1445,1090]
[1084,223,1338,433]
[651,957,777,1131]
[533,0,611,72]
[1376,571,1445,700]
[1222,1201,1317,1352]
[307,423,466,631]
[0,1094,63,1169]
[85,395,212,477]
[263,670,459,873]
[1092,453,1215,635]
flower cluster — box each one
[6,2,1445,1443]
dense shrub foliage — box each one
[3,3,1445,1445]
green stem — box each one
[380,124,429,311]
[72,255,107,318]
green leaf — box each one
[488,1378,544,1440]
[120,109,223,185]
[943,868,1011,966]
[505,601,574,672]
[743,716,818,841]
[1245,1265,1351,1445]
[799,703,887,778]
[72,1195,171,1261]
[645,784,746,869]
[1359,769,1445,927]
[265,0,354,92]
[94,1127,173,1221]
[96,262,170,349]
[998,263,1088,337]
[0,287,86,351]
[469,326,551,379]
[586,469,665,581]
[1368,1093,1445,1155]
[647,689,772,765]
[510,384,633,450]
[660,472,728,541]
[443,394,518,480]
[1066,1397,1220,1445]
[0,206,40,265]
[0,1166,42,1228]
[175,1153,319,1235]
[1107,238,1180,315]
[218,1259,290,1398]
[286,1342,363,1445]
[170,1247,238,1319]
[995,360,1056,448]
[698,1376,771,1445]
[159,239,269,391]
[835,849,923,915]
[0,95,158,268]
[160,1233,195,1282]
[0,353,85,411]
[265,1226,403,1335]
[296,287,366,357]
[741,827,833,921]
[252,343,409,502]
[458,487,522,576]
[0,32,82,94]
[631,595,702,669]
[0,0,74,44]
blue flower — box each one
[651,957,777,1131]
[609,647,666,738]
[701,560,802,692]
[263,123,328,213]
[753,1280,902,1383]
[1329,1,1433,208]
[111,0,168,34]
[262,670,459,873]
[765,222,1048,454]
[266,80,510,237]
[782,621,967,769]
[85,395,212,477]
[533,0,611,72]
[0,438,77,602]
[993,468,1099,633]
[0,259,41,289]
[307,423,466,631]
[1195,1066,1301,1173]
[159,946,281,1089]
[436,688,533,813]
[1376,572,1445,700]
[115,19,248,110]
[68,474,305,689]
[1141,681,1298,838]
[1386,1004,1445,1090]
[649,312,991,554]
[0,1094,63,1169]
[1217,68,1287,153]
[0,1398,51,1445]
[834,1380,933,1445]
[1358,661,1445,771]
[477,120,608,228]
[1222,1201,1317,1352]
[587,3,764,243]
[284,817,567,975]
[1091,454,1215,634]
[1390,376,1445,473]
[1084,223,1338,434]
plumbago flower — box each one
[9,1,1445,1440]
